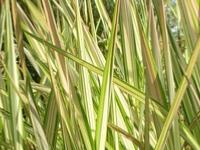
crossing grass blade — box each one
[24,30,200,149]
[25,74,49,150]
[155,38,200,150]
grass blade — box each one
[155,37,200,150]
[5,1,23,149]
[95,0,120,149]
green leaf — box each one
[155,37,200,150]
[5,1,23,149]
[95,0,120,149]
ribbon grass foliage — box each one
[0,0,200,149]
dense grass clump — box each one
[0,0,200,149]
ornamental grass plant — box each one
[0,0,200,149]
